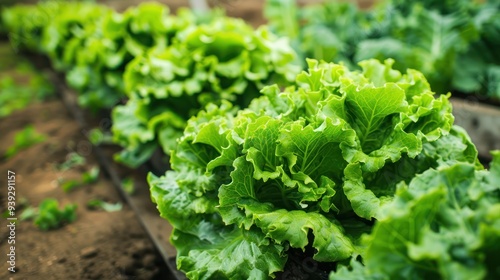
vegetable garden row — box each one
[1,0,499,279]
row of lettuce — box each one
[2,1,499,280]
[266,0,500,99]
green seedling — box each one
[34,198,77,231]
[59,166,100,192]
[57,152,86,171]
[19,206,37,221]
[4,125,46,159]
[88,128,113,145]
[82,166,99,184]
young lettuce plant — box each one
[112,17,300,167]
[150,59,480,279]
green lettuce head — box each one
[150,59,480,279]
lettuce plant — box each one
[63,3,197,109]
[112,17,300,167]
[150,59,480,279]
[265,0,500,99]
[1,2,63,52]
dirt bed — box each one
[0,0,269,279]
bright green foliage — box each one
[1,2,61,51]
[265,0,370,69]
[62,3,195,109]
[2,2,115,109]
[4,125,46,159]
[59,166,100,192]
[1,2,212,110]
[87,199,122,212]
[331,151,500,280]
[0,61,54,118]
[112,16,300,167]
[265,0,500,98]
[150,59,480,279]
[34,198,77,231]
[40,2,112,71]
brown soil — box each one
[0,100,173,280]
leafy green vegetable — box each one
[4,125,46,159]
[2,2,210,111]
[331,151,500,280]
[59,166,100,192]
[265,0,500,98]
[151,59,479,278]
[356,1,479,95]
[0,50,54,118]
[265,0,370,69]
[112,16,300,167]
[1,3,61,52]
[61,3,192,110]
[452,1,500,98]
[2,2,299,169]
[19,206,37,221]
[34,198,77,231]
